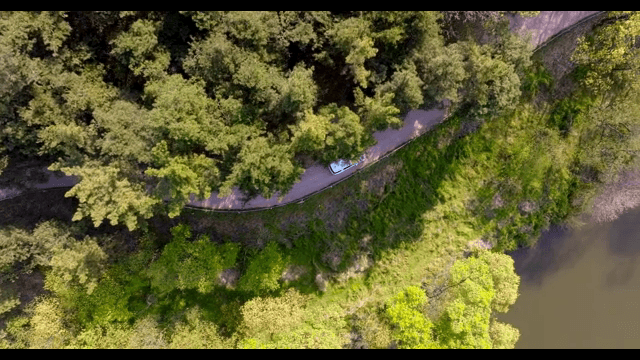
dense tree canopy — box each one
[386,251,520,349]
[0,11,530,229]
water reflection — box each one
[509,224,601,286]
[499,206,640,348]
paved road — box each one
[0,11,604,208]
[0,167,77,201]
[190,107,448,209]
[507,11,601,48]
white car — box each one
[329,155,365,175]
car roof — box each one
[330,159,352,173]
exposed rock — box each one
[591,168,640,223]
[281,265,308,282]
[322,249,344,271]
[217,268,240,289]
[466,239,494,252]
[146,294,157,306]
[359,235,372,248]
[518,200,538,214]
[518,224,533,234]
[455,118,484,139]
[315,272,329,292]
[336,254,373,283]
[280,238,293,249]
[492,192,505,209]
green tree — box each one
[376,61,425,113]
[386,286,438,349]
[237,241,286,294]
[414,42,468,103]
[355,88,403,131]
[433,251,520,349]
[475,250,520,313]
[44,237,108,300]
[219,136,303,199]
[277,64,318,121]
[144,74,231,154]
[328,17,378,87]
[291,110,331,154]
[0,221,73,279]
[147,224,239,295]
[489,319,520,349]
[53,161,159,231]
[146,142,221,218]
[291,103,368,164]
[169,307,232,349]
[4,296,73,349]
[433,255,494,349]
[128,316,168,349]
[110,19,170,80]
[460,41,522,114]
[320,104,368,163]
[92,100,157,163]
[73,250,152,327]
[71,323,135,349]
[572,11,640,97]
[239,289,305,341]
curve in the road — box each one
[0,11,605,211]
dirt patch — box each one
[335,253,373,283]
[217,268,241,289]
[322,248,344,271]
[187,214,271,248]
[518,200,539,214]
[281,265,309,282]
[315,272,329,292]
[360,160,403,198]
[279,211,309,232]
[454,118,485,140]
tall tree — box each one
[146,224,239,294]
[52,160,159,231]
[572,11,640,98]
[110,19,170,80]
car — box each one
[329,155,365,175]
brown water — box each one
[498,205,640,348]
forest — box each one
[1,11,640,349]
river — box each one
[498,205,640,348]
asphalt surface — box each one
[189,107,448,209]
[0,11,603,208]
[507,11,600,48]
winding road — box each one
[0,11,603,210]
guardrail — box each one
[0,106,452,214]
[0,12,609,214]
[183,107,452,214]
[532,11,606,52]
